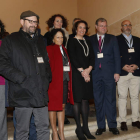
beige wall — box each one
[77,0,140,36]
[0,0,78,35]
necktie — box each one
[98,36,102,52]
[98,36,102,68]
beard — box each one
[124,28,131,35]
[26,26,37,35]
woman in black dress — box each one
[67,20,95,140]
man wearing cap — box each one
[0,10,52,140]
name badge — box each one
[128,48,135,53]
[97,53,103,58]
[63,66,70,71]
[37,57,44,63]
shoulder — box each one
[105,34,116,38]
[89,34,96,40]
[132,35,140,40]
[69,34,75,39]
[68,37,76,43]
[44,31,50,37]
[105,34,118,42]
[2,31,21,43]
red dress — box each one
[46,44,74,111]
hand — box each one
[84,76,90,82]
[122,65,131,72]
[81,66,92,78]
[129,64,138,72]
[114,74,120,82]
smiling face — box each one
[53,31,63,46]
[20,16,38,35]
[53,16,63,29]
[121,20,132,36]
[76,23,86,37]
[95,21,107,35]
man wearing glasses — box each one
[90,18,121,136]
[0,10,52,140]
[117,20,140,131]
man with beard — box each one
[117,20,140,131]
[0,10,52,140]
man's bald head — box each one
[121,20,132,36]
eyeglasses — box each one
[24,19,38,24]
[97,25,108,28]
[122,24,132,27]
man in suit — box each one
[90,18,121,135]
[117,20,140,131]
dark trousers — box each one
[13,110,37,140]
[93,69,117,129]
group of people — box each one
[0,10,140,140]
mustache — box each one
[29,26,36,28]
[126,28,131,31]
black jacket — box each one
[0,29,52,107]
[117,34,140,76]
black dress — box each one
[67,38,95,102]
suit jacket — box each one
[117,34,140,76]
[90,34,121,80]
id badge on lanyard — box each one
[63,62,70,71]
[37,56,44,63]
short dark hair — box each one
[46,14,68,28]
[72,20,89,35]
[95,18,107,25]
[50,28,66,45]
[72,18,81,25]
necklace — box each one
[75,36,89,57]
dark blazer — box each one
[117,34,140,76]
[90,34,121,80]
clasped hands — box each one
[78,66,92,82]
[122,64,138,73]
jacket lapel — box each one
[93,34,99,52]
[100,34,108,52]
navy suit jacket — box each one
[117,34,140,76]
[90,34,121,80]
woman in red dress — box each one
[46,29,74,140]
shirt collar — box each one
[97,34,105,40]
[122,33,132,41]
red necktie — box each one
[98,36,102,68]
[98,36,102,52]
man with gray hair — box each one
[117,20,140,131]
[0,10,52,140]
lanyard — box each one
[125,37,133,48]
[60,45,67,60]
[98,37,104,50]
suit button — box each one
[40,91,41,94]
[33,54,35,57]
[37,73,39,75]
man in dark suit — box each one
[117,20,140,131]
[90,18,121,135]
